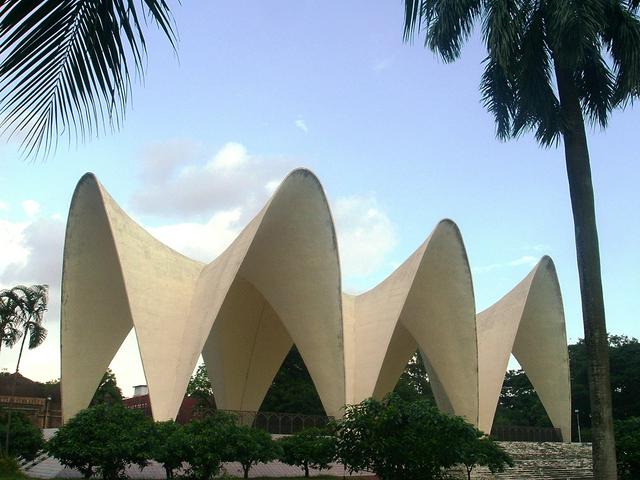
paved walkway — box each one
[26,457,373,478]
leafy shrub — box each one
[46,403,153,479]
[459,435,513,480]
[150,421,188,478]
[334,394,506,480]
[181,411,237,479]
[0,410,44,460]
[278,427,335,477]
[616,417,640,479]
[0,454,24,478]
[228,424,279,478]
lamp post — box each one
[575,409,582,443]
[43,396,52,429]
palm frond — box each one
[0,0,175,159]
[603,1,640,105]
[576,41,614,127]
[512,6,561,146]
[428,0,483,62]
[27,321,47,349]
[481,56,515,140]
[403,0,482,62]
[482,0,523,69]
[546,0,606,68]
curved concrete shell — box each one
[61,169,571,441]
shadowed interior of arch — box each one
[492,360,555,431]
[201,276,333,416]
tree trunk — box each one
[4,325,28,455]
[243,464,250,478]
[554,63,617,479]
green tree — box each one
[335,394,488,480]
[261,346,325,415]
[278,427,335,478]
[403,2,640,477]
[186,364,216,413]
[0,289,23,355]
[0,410,44,461]
[46,403,154,480]
[0,1,176,159]
[229,424,279,479]
[615,417,640,480]
[181,411,237,479]
[571,336,640,440]
[393,350,435,403]
[2,285,48,456]
[459,435,513,480]
[150,421,188,479]
[493,369,552,428]
[90,369,122,406]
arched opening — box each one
[391,350,435,404]
[260,345,326,416]
[492,367,553,429]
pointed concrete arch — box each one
[477,257,571,440]
[61,174,204,422]
[61,169,345,421]
[344,220,478,424]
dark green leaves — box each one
[0,0,175,159]
[402,0,640,147]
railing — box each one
[490,425,563,442]
[222,410,333,435]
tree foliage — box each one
[0,285,48,355]
[181,411,237,480]
[278,427,335,478]
[150,421,188,479]
[334,394,505,480]
[493,369,552,428]
[393,350,435,403]
[404,0,640,146]
[261,346,325,415]
[186,364,216,413]
[90,369,122,406]
[0,0,176,159]
[46,403,153,479]
[229,424,279,479]
[615,417,640,480]
[0,410,44,460]
[459,435,514,480]
[571,335,640,432]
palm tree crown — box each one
[0,0,176,158]
[0,285,48,356]
[404,0,640,145]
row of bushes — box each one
[44,395,513,480]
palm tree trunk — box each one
[554,63,617,479]
[4,326,28,455]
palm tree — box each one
[3,284,48,455]
[0,0,176,159]
[0,288,23,355]
[402,1,640,478]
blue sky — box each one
[1,0,638,396]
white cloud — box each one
[0,218,30,278]
[131,141,295,219]
[0,201,9,213]
[294,119,309,134]
[22,199,40,218]
[207,142,248,171]
[332,194,397,280]
[0,215,66,384]
[147,208,243,262]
